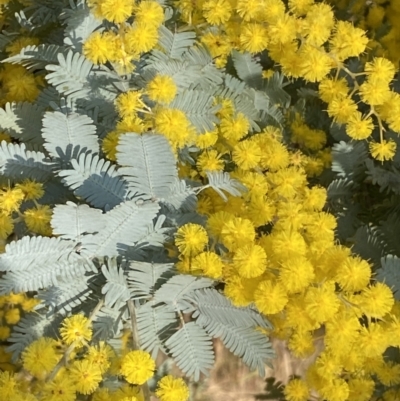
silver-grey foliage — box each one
[0,0,279,379]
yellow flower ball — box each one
[120,350,155,385]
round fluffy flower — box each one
[60,314,92,347]
[115,90,145,118]
[134,0,164,28]
[359,282,394,318]
[175,223,208,256]
[41,375,77,401]
[364,57,396,84]
[298,45,332,82]
[22,337,60,379]
[279,257,315,294]
[267,14,298,45]
[324,310,360,351]
[254,135,290,171]
[196,149,224,176]
[327,96,358,124]
[303,3,334,46]
[318,77,349,103]
[124,24,159,54]
[155,108,193,148]
[155,375,190,401]
[0,187,24,214]
[267,167,307,199]
[319,378,349,401]
[195,129,218,149]
[335,256,371,292]
[0,326,10,340]
[191,251,223,279]
[271,230,307,260]
[224,274,260,306]
[86,342,115,374]
[24,205,52,236]
[345,112,374,140]
[254,280,288,315]
[284,378,310,401]
[304,282,340,323]
[1,64,40,102]
[369,139,396,162]
[120,350,155,385]
[202,0,232,25]
[357,323,389,357]
[233,244,267,278]
[240,23,269,53]
[359,80,391,106]
[0,371,19,401]
[146,75,177,104]
[69,359,102,394]
[219,112,250,143]
[288,0,313,15]
[347,378,375,401]
[0,212,13,239]
[5,308,20,325]
[5,36,40,56]
[232,139,262,170]
[302,186,327,211]
[288,330,315,358]
[220,217,255,251]
[102,131,122,161]
[329,21,369,61]
[15,179,44,200]
[83,31,115,64]
[98,0,133,23]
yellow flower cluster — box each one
[0,313,189,401]
[0,180,51,243]
[87,0,400,163]
[0,292,39,373]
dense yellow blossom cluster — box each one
[0,177,52,247]
[0,313,189,401]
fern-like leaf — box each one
[127,261,175,299]
[2,44,68,70]
[154,275,214,308]
[101,259,131,309]
[51,201,106,242]
[168,89,220,133]
[7,312,59,360]
[58,153,129,209]
[332,141,368,178]
[158,25,196,59]
[376,255,400,299]
[0,102,45,146]
[36,272,94,316]
[162,178,197,211]
[93,304,126,341]
[117,133,178,200]
[166,321,214,381]
[42,109,99,159]
[231,50,263,89]
[61,0,102,51]
[0,141,53,181]
[187,288,270,329]
[87,199,160,257]
[136,300,178,359]
[206,171,247,201]
[45,50,93,98]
